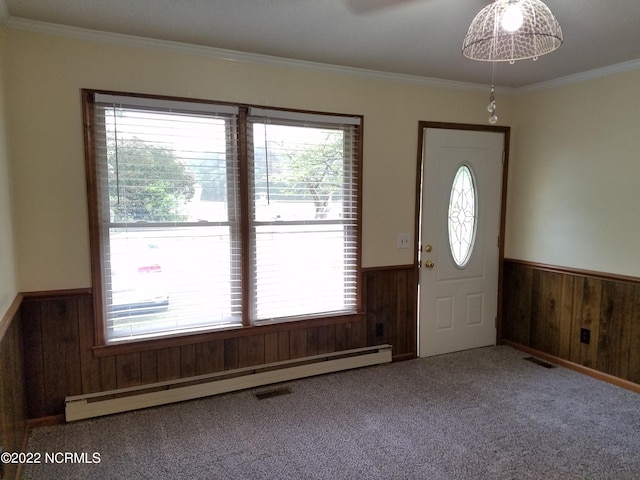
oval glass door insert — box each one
[448,165,477,267]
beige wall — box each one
[506,70,640,277]
[0,28,17,316]
[4,27,512,292]
[5,25,639,293]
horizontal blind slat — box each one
[95,95,242,342]
[90,91,360,342]
[249,112,359,322]
[95,93,239,115]
[249,107,361,126]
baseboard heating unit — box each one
[65,344,392,422]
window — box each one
[447,164,476,268]
[84,91,362,344]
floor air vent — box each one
[255,387,292,400]
[524,356,556,369]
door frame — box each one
[413,121,511,354]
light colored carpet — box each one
[23,346,640,479]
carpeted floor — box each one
[23,346,640,479]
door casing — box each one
[413,121,511,355]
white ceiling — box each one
[2,0,640,88]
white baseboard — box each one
[66,344,392,422]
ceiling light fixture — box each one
[462,0,563,63]
[462,0,563,123]
[501,4,523,32]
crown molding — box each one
[4,15,636,95]
[515,58,640,94]
[2,16,498,93]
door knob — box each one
[424,260,435,268]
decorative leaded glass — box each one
[448,165,476,267]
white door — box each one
[418,127,504,357]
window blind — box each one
[247,111,361,321]
[86,90,362,343]
[93,94,242,341]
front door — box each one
[418,126,506,357]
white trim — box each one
[65,344,392,421]
[2,16,492,92]
[3,16,638,94]
[515,59,640,94]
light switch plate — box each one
[397,233,410,249]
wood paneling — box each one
[41,299,82,413]
[157,347,181,382]
[557,275,575,360]
[0,296,28,480]
[18,266,416,419]
[363,265,417,360]
[78,296,101,394]
[629,287,640,383]
[238,335,264,368]
[19,265,417,419]
[597,281,634,379]
[502,261,532,345]
[21,300,47,418]
[502,259,640,386]
[115,352,142,389]
[530,270,565,356]
[287,328,305,359]
[318,325,336,355]
[99,356,117,392]
[195,340,224,375]
[140,350,158,384]
[223,338,239,371]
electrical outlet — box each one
[397,233,410,249]
[580,328,590,344]
[376,323,384,337]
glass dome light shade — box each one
[462,0,563,62]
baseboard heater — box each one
[65,344,392,422]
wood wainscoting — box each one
[501,259,640,385]
[20,265,418,420]
[362,265,417,362]
[0,295,28,480]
